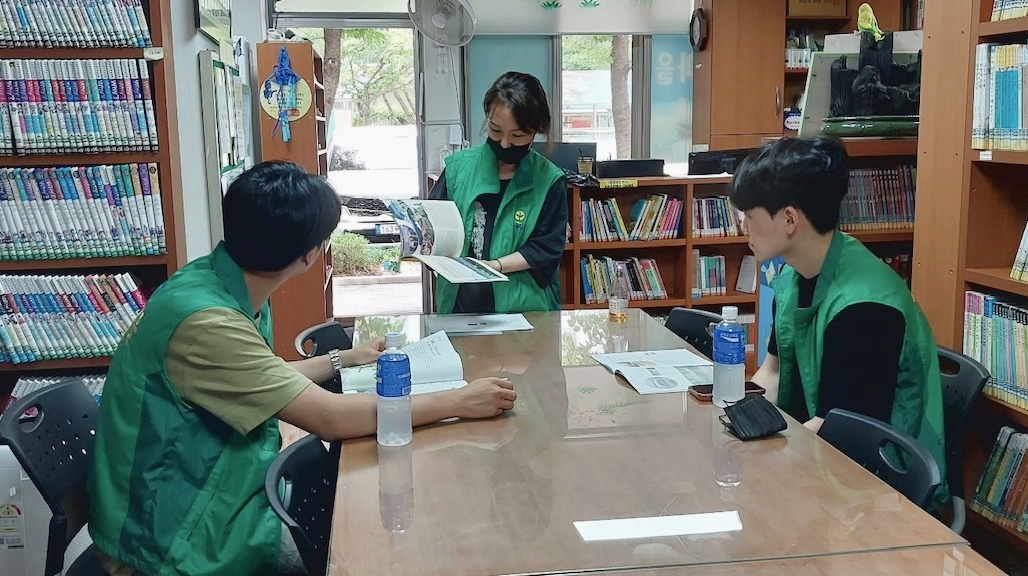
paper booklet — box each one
[339,330,467,395]
[590,349,714,395]
[388,199,509,284]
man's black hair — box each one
[729,136,849,234]
[222,161,341,272]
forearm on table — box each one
[750,354,781,405]
[288,355,336,384]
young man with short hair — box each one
[730,136,946,497]
[88,161,517,575]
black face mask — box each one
[487,137,532,166]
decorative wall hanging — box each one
[259,46,312,142]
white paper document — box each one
[426,313,534,335]
[591,349,714,395]
[339,330,466,393]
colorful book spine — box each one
[0,0,152,48]
[0,373,106,414]
[0,162,166,260]
[0,272,146,364]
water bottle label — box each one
[713,328,746,364]
[377,355,412,397]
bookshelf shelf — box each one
[0,152,161,167]
[0,255,169,272]
[971,149,1028,165]
[690,236,749,245]
[0,47,152,60]
[978,17,1028,39]
[982,395,1028,429]
[579,239,688,249]
[964,268,1028,298]
[579,299,688,310]
[846,228,916,243]
[0,357,112,373]
[967,509,1028,550]
[691,294,758,306]
[785,67,809,74]
[840,137,919,157]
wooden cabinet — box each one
[694,0,786,150]
[256,41,332,360]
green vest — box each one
[435,143,565,314]
[88,242,282,576]
[772,231,948,505]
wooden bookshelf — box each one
[256,41,333,361]
[915,0,1028,566]
[0,0,185,397]
[840,137,919,157]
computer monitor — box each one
[532,141,598,173]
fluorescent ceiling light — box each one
[574,511,743,542]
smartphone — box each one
[688,381,766,402]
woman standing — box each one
[429,71,568,314]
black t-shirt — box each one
[767,273,906,423]
[429,169,568,313]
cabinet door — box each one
[709,0,786,137]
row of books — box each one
[0,58,159,155]
[0,374,104,415]
[0,272,146,364]
[971,43,1028,151]
[579,195,684,242]
[0,163,166,260]
[580,255,668,305]
[971,426,1028,533]
[693,196,743,238]
[0,0,151,48]
[838,166,916,231]
[964,291,1028,408]
[991,0,1028,21]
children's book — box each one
[590,349,714,395]
[339,330,468,395]
[388,199,508,284]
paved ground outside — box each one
[333,261,424,318]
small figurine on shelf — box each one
[822,3,921,138]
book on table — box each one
[340,330,467,394]
[388,199,508,284]
[591,349,714,395]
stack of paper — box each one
[591,349,713,395]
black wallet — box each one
[719,393,787,441]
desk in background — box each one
[327,309,973,575]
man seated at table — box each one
[88,161,518,576]
[730,136,946,501]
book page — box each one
[592,349,712,373]
[389,199,466,258]
[426,313,533,335]
[415,255,509,284]
[615,365,714,395]
[338,331,464,392]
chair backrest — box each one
[294,320,353,358]
[818,408,942,510]
[937,346,989,453]
[265,434,336,576]
[664,307,722,359]
[0,380,98,576]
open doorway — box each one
[289,26,424,319]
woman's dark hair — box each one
[222,160,341,272]
[483,71,553,140]
[729,136,850,234]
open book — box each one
[388,199,508,284]
[591,349,714,395]
[339,330,467,395]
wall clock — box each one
[690,8,709,52]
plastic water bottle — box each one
[378,443,414,533]
[712,305,746,408]
[608,262,629,323]
[377,332,412,446]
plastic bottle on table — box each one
[377,332,412,446]
[712,305,746,408]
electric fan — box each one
[408,0,477,47]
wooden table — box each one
[327,310,967,575]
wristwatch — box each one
[327,348,343,374]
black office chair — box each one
[818,408,942,510]
[294,320,354,357]
[664,307,722,359]
[938,346,990,534]
[265,434,337,576]
[0,380,106,576]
